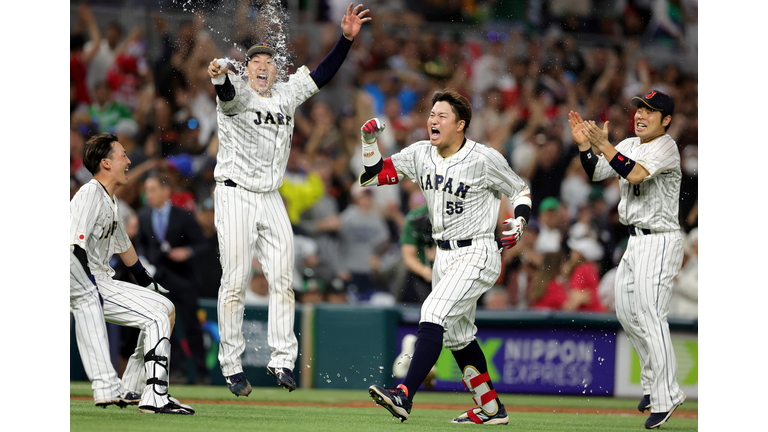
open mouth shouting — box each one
[430,126,440,141]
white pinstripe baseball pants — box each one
[614,230,685,413]
[421,238,501,351]
[95,276,175,407]
[70,253,125,403]
[215,184,298,376]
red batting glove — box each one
[361,118,386,143]
[501,217,527,249]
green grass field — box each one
[70,382,698,431]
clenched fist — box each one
[361,118,386,143]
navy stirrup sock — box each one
[401,322,443,400]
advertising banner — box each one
[396,325,617,396]
[613,330,698,398]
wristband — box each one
[128,260,153,287]
[608,152,636,179]
[579,148,598,180]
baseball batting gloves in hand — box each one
[501,217,527,249]
[361,118,386,143]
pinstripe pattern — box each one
[70,180,134,403]
[213,66,319,192]
[96,276,175,407]
[390,140,529,242]
[70,252,124,403]
[214,185,298,375]
[423,239,501,350]
[212,65,317,378]
[592,134,681,232]
[387,139,519,351]
[614,224,685,412]
[70,179,177,408]
[71,180,132,277]
[591,133,686,413]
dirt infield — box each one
[70,397,697,419]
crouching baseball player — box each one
[361,90,532,424]
[70,132,193,415]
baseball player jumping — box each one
[208,3,371,396]
[569,90,686,429]
[361,90,532,424]
[70,132,193,414]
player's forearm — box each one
[359,137,384,186]
[118,245,140,267]
[309,34,353,89]
[512,192,532,224]
[213,74,236,101]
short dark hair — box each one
[431,89,472,132]
[83,133,119,175]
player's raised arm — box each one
[308,3,371,89]
[358,118,403,187]
[209,58,236,102]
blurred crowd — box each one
[70,0,698,321]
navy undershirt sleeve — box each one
[309,35,353,89]
[214,75,236,101]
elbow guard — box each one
[377,158,400,185]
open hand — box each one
[581,120,611,150]
[568,111,591,150]
[340,3,372,41]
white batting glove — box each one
[148,281,170,294]
[361,118,386,143]
[501,217,527,249]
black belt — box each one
[628,226,652,236]
[224,179,238,187]
[437,239,472,250]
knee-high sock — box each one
[401,322,443,401]
[452,339,502,414]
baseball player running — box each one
[70,132,193,415]
[569,90,685,429]
[361,89,532,424]
[208,3,371,396]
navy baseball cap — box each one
[246,42,277,59]
[630,90,674,118]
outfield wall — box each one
[70,301,697,398]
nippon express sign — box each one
[396,327,617,396]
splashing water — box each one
[171,0,294,82]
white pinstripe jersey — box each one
[391,140,529,242]
[213,66,319,192]
[70,179,132,277]
[591,134,681,231]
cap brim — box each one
[630,96,661,112]
[247,47,277,58]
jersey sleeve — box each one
[111,214,132,254]
[216,73,252,115]
[389,141,424,181]
[635,135,679,179]
[70,186,101,250]
[283,66,320,110]
[484,147,529,198]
